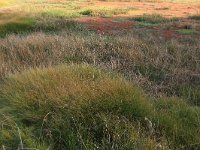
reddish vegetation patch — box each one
[162,29,179,39]
[78,1,200,38]
[78,16,200,39]
[78,17,134,34]
[153,27,181,39]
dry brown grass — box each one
[0,29,200,104]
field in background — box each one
[0,0,200,149]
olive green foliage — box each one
[133,14,175,24]
[0,65,200,149]
[177,29,200,35]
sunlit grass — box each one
[0,0,135,36]
[0,0,16,8]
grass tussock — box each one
[1,64,200,149]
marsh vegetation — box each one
[0,0,200,149]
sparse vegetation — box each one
[0,0,200,149]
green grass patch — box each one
[41,9,80,18]
[176,29,200,35]
[79,8,129,17]
[134,65,166,83]
[0,64,200,149]
[133,14,175,25]
[112,17,130,22]
[135,21,159,28]
[0,18,36,37]
[178,84,200,105]
[0,17,85,37]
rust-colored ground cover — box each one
[78,17,134,34]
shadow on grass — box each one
[0,15,85,38]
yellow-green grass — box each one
[0,64,200,149]
[0,0,17,8]
[79,8,130,17]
